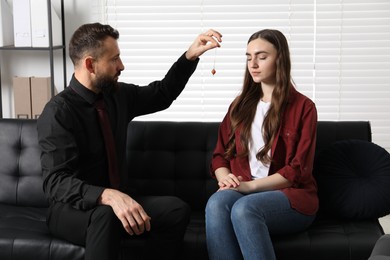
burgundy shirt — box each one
[211,87,319,215]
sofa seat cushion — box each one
[121,211,208,260]
[272,217,384,260]
[0,204,84,260]
[315,139,390,219]
[182,212,208,260]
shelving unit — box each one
[0,0,66,118]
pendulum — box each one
[211,48,217,75]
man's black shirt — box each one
[37,53,198,210]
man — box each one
[37,23,222,260]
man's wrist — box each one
[185,50,198,61]
[98,188,112,205]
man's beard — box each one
[93,73,119,94]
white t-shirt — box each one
[249,100,271,179]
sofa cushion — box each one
[0,119,47,207]
[0,204,84,260]
[315,139,390,219]
[272,217,384,260]
[126,121,219,212]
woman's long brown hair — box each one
[225,29,292,165]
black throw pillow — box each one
[315,139,390,219]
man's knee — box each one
[85,206,122,260]
[165,196,191,225]
[89,205,122,233]
[150,196,191,232]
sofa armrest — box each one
[369,234,390,260]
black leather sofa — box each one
[0,119,389,260]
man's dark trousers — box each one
[47,195,191,260]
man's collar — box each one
[69,74,100,105]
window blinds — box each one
[98,0,390,151]
[315,0,390,151]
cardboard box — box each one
[30,77,54,119]
[0,0,14,46]
[31,0,62,47]
[13,0,32,47]
[13,77,32,119]
[13,76,54,119]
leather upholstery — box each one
[126,120,384,260]
[0,119,46,207]
[126,121,219,259]
[369,234,390,260]
[0,119,384,260]
[126,121,219,211]
[0,119,84,260]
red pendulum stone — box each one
[212,48,217,76]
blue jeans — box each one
[205,190,315,260]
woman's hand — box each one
[215,169,292,194]
[229,178,254,194]
[218,173,241,190]
[232,174,293,194]
[218,175,254,194]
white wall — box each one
[0,0,98,118]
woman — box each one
[206,29,318,260]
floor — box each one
[379,215,390,233]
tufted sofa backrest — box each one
[126,120,372,212]
[0,119,371,212]
[126,121,220,211]
[0,119,47,207]
[315,121,371,154]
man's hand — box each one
[98,189,151,236]
[185,29,222,61]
